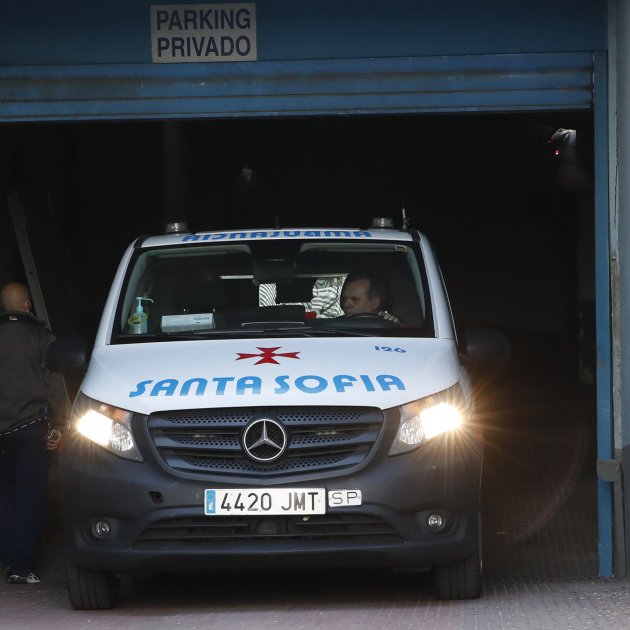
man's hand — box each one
[378,310,401,324]
[46,429,63,451]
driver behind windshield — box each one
[340,272,401,323]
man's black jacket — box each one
[0,311,67,432]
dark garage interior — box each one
[0,111,598,583]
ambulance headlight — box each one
[73,393,142,462]
[389,385,467,455]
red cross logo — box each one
[236,347,301,365]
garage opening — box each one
[0,111,597,581]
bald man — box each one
[0,282,67,584]
[1,281,29,309]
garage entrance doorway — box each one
[1,110,599,582]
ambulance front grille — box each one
[146,406,384,478]
[134,513,401,547]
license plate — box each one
[204,488,326,516]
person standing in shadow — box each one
[0,282,67,584]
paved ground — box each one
[3,569,630,629]
[480,370,598,582]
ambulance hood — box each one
[80,337,463,414]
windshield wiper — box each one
[115,327,376,341]
[294,327,374,337]
[115,332,207,341]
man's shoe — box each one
[8,573,41,584]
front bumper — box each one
[59,416,483,574]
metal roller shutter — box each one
[0,51,593,121]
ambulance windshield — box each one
[113,238,433,340]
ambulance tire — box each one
[65,559,120,610]
[434,546,483,600]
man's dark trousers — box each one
[0,422,49,576]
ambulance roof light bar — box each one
[371,217,395,229]
[164,221,189,234]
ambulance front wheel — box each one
[433,517,483,600]
[65,559,120,610]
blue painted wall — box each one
[0,0,607,66]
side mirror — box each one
[461,326,511,365]
[46,336,91,373]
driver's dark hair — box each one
[343,271,390,310]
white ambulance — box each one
[49,218,504,609]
